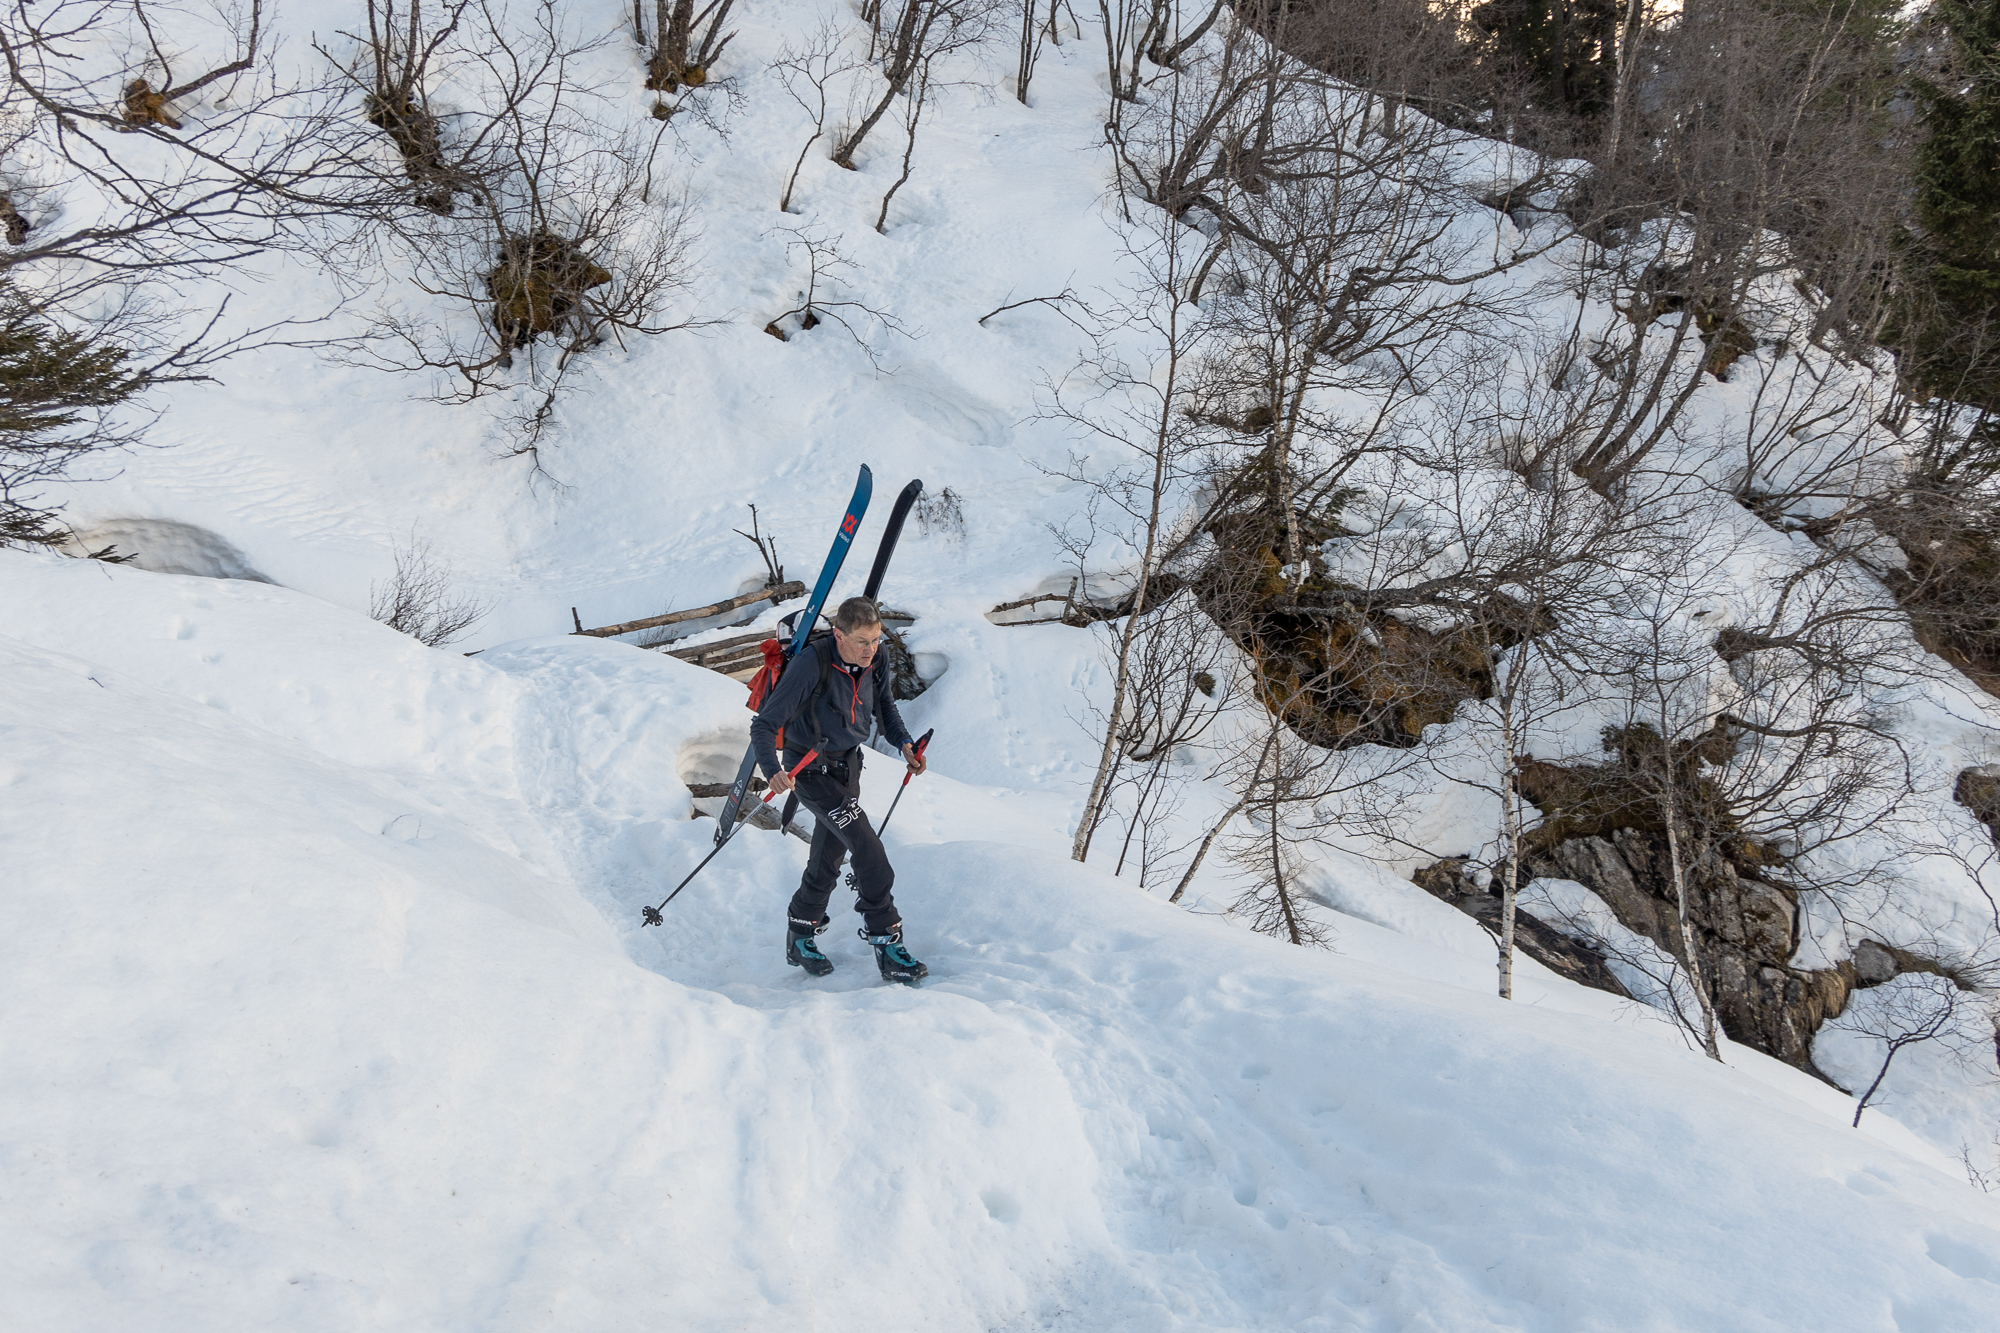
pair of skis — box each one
[643,465,919,927]
[711,467,922,841]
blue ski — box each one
[777,478,923,838]
[713,465,873,845]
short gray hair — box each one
[832,596,882,632]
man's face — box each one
[833,621,884,668]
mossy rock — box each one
[487,231,611,349]
[1696,304,1757,380]
[122,79,181,130]
[645,60,708,93]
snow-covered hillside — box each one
[7,0,2000,1327]
[7,549,2000,1331]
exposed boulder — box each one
[1850,938,1972,990]
[1707,953,1856,1070]
[1853,939,1901,986]
[1955,765,2000,838]
[1520,819,1847,1079]
[1411,858,1632,1001]
[1504,729,1866,1080]
[60,518,273,583]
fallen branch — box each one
[990,577,1181,627]
[990,591,1076,613]
[575,580,805,638]
[978,286,1086,331]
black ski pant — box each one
[786,748,900,936]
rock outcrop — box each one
[1525,826,1854,1079]
[1412,858,1632,1000]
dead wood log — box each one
[688,779,763,798]
[575,580,804,638]
[662,629,772,664]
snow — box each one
[8,0,2000,1325]
[6,548,2000,1330]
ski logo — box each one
[842,514,857,534]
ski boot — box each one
[861,924,928,984]
[786,914,835,977]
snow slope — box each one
[10,0,2000,1324]
[45,0,1136,644]
[5,549,2000,1332]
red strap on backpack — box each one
[746,639,784,710]
[746,638,787,747]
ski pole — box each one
[642,748,819,926]
[877,729,932,837]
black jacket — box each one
[750,635,913,779]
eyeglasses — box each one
[839,631,883,649]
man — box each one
[751,595,929,983]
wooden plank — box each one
[662,610,918,663]
[696,650,766,673]
[661,629,772,663]
[575,581,805,639]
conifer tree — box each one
[0,287,145,548]
[1903,0,2000,418]
[1472,0,1623,121]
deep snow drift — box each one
[9,0,2000,1327]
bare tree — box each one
[0,1,371,309]
[1555,516,1929,1059]
[1241,331,1663,991]
[1108,9,1553,601]
[351,0,474,215]
[325,0,700,461]
[773,21,863,212]
[1038,183,1217,863]
[1827,960,1998,1128]
[1070,589,1231,884]
[1227,729,1339,947]
[1016,0,1050,103]
[0,2,388,541]
[1425,577,1613,997]
[759,224,913,365]
[1096,0,1226,114]
[1722,342,1901,515]
[916,485,965,540]
[640,0,737,92]
[833,0,995,169]
[1206,642,1428,945]
[1566,0,1911,489]
[371,531,492,647]
[1057,3,1547,923]
[733,503,784,586]
[874,51,934,232]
